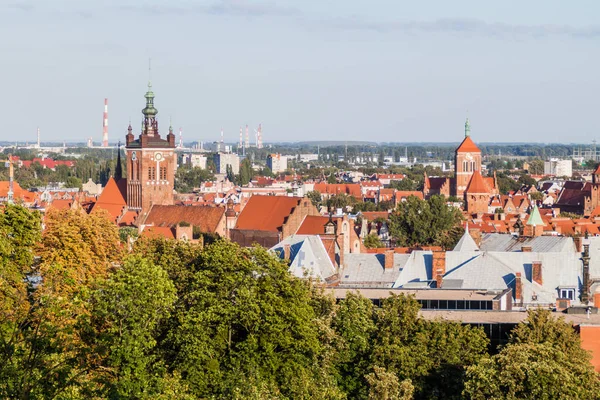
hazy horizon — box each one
[2,1,599,144]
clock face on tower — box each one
[465,153,473,161]
[154,152,163,161]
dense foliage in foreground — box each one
[0,205,599,399]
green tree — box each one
[389,195,462,248]
[238,158,253,186]
[332,292,377,399]
[366,366,414,400]
[83,256,180,399]
[464,309,600,400]
[363,233,384,249]
[371,294,488,399]
[307,190,323,208]
[167,241,343,399]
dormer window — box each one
[559,288,575,300]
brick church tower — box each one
[125,81,176,216]
[454,118,482,198]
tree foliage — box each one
[464,310,600,400]
[363,233,384,249]
[389,195,463,248]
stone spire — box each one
[114,141,123,181]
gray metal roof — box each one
[479,233,575,253]
[339,253,405,288]
[271,235,337,282]
[453,228,480,252]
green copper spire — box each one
[142,59,158,118]
[526,205,545,227]
[465,117,471,137]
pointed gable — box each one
[526,205,546,227]
[456,136,481,153]
[466,170,489,194]
[453,225,479,252]
[91,177,127,221]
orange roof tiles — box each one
[141,226,175,240]
[144,205,225,233]
[296,215,331,235]
[235,196,305,232]
[395,191,423,200]
[466,171,489,194]
[456,136,481,153]
[313,183,362,198]
[362,211,390,221]
[91,177,127,222]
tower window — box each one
[160,166,167,180]
[148,167,156,180]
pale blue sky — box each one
[1,0,599,144]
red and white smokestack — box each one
[258,123,262,149]
[179,128,183,148]
[245,124,249,149]
[102,98,108,147]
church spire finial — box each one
[148,58,152,89]
[465,116,471,137]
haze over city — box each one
[2,0,599,143]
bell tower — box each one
[125,78,176,216]
[454,117,482,198]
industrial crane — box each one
[0,154,15,204]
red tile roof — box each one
[296,215,331,235]
[235,196,305,232]
[456,136,481,153]
[362,211,389,221]
[144,205,225,233]
[0,181,37,203]
[466,171,489,194]
[313,183,362,198]
[141,226,175,240]
[91,177,127,222]
[395,191,423,200]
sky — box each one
[1,0,599,144]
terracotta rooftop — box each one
[141,226,175,240]
[455,136,481,153]
[235,196,306,232]
[91,177,127,222]
[296,215,331,235]
[145,204,225,233]
[466,170,490,194]
[313,183,362,198]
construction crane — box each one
[0,154,15,204]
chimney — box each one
[432,250,446,276]
[574,236,583,253]
[515,272,522,304]
[521,245,532,252]
[435,269,443,288]
[384,249,394,270]
[283,244,291,261]
[532,261,542,285]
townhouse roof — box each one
[313,183,362,198]
[235,196,306,232]
[296,215,330,235]
[144,204,225,233]
[271,235,337,282]
[453,226,479,251]
[479,233,574,252]
[140,226,175,239]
